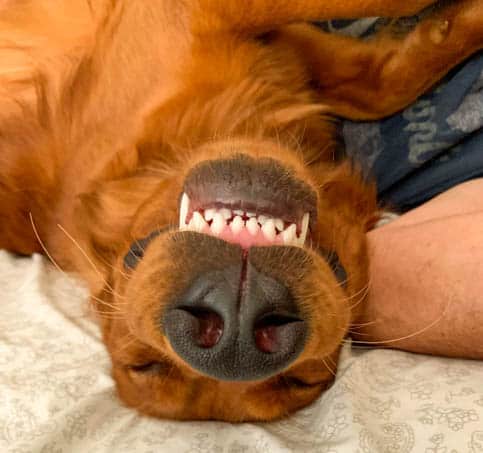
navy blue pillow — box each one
[344,52,483,211]
[319,20,483,212]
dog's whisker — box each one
[88,309,126,321]
[349,294,453,346]
[117,334,140,352]
[350,319,378,328]
[347,283,371,311]
[94,250,130,281]
[333,323,375,336]
[29,212,76,277]
[56,223,125,300]
[347,294,368,313]
[90,294,125,313]
[325,353,338,369]
[322,357,337,378]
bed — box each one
[1,250,482,453]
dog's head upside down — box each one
[91,134,376,421]
[0,1,401,422]
[2,0,479,423]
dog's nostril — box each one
[254,314,302,354]
[180,307,224,348]
[164,263,307,381]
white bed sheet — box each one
[1,250,482,453]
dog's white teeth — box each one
[179,193,190,228]
[231,215,244,235]
[219,208,232,220]
[299,213,310,245]
[246,217,259,236]
[211,213,226,235]
[187,217,195,229]
[261,219,276,241]
[192,211,207,232]
[181,202,309,247]
[282,224,297,245]
[204,208,216,221]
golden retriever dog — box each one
[1,0,482,422]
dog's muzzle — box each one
[163,245,307,381]
[131,154,320,381]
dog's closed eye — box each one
[319,249,347,286]
[128,360,171,375]
[328,251,347,286]
[123,230,164,269]
[282,375,320,389]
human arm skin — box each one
[354,178,483,359]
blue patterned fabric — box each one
[320,20,483,212]
[344,53,483,211]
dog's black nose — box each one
[163,261,306,381]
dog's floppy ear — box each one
[318,162,378,231]
[311,161,378,278]
[309,162,376,302]
[77,176,162,249]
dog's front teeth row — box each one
[205,208,232,221]
[204,208,284,229]
[179,194,310,246]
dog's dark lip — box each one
[182,154,318,231]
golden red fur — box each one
[0,0,482,421]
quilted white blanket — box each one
[1,251,483,453]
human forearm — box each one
[355,199,483,359]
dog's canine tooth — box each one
[261,219,276,241]
[204,208,216,221]
[282,224,297,245]
[179,193,190,228]
[231,215,244,235]
[219,208,232,220]
[274,218,284,231]
[192,211,207,232]
[246,217,259,236]
[299,213,310,245]
[187,217,196,230]
[212,212,226,235]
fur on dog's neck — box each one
[0,1,375,296]
[1,0,339,195]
